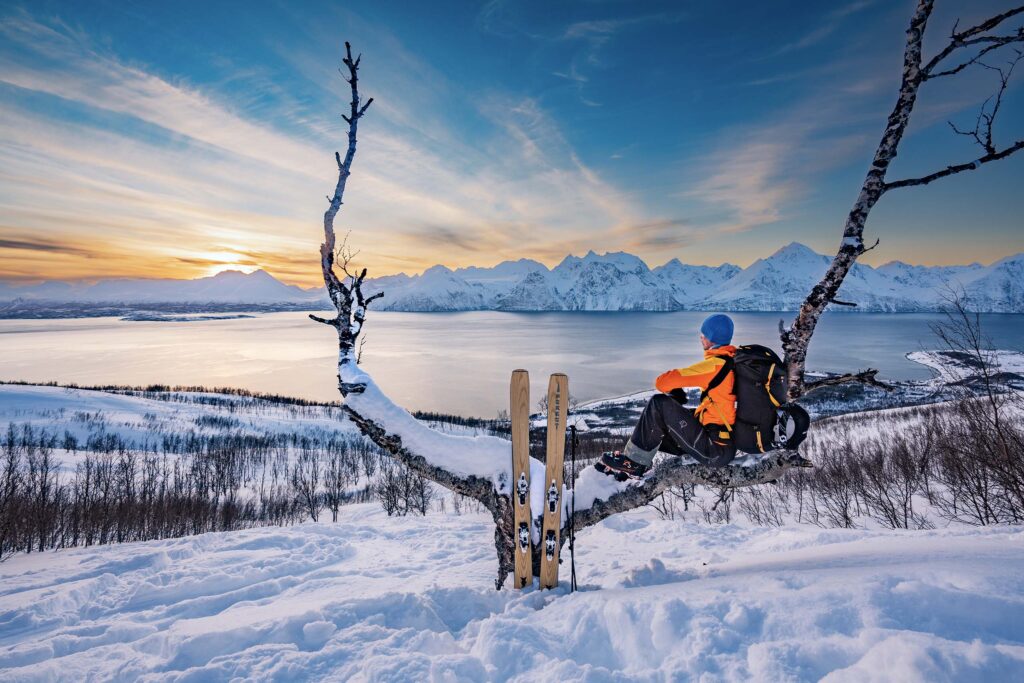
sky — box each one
[0,0,1022,287]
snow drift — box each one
[1,508,1022,681]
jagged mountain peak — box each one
[421,264,455,278]
[767,241,824,262]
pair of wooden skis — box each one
[510,370,568,589]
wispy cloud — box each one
[773,0,875,56]
[3,2,1015,285]
[682,69,889,237]
[0,10,681,284]
[0,236,96,257]
[557,10,686,106]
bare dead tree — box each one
[780,1,1024,399]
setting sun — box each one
[204,262,259,277]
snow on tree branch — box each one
[566,451,813,532]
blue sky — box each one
[0,0,1022,285]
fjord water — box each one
[1,311,1021,417]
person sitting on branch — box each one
[597,314,740,479]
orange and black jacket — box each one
[655,345,737,436]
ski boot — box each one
[595,451,650,481]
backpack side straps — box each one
[765,363,781,407]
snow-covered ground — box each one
[1,505,1022,681]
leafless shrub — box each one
[698,487,733,524]
[736,484,788,527]
[292,449,322,522]
[808,440,862,529]
[375,459,434,517]
[648,485,695,521]
[0,420,391,559]
[323,440,356,522]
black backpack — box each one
[704,345,810,454]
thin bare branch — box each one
[884,140,1024,190]
[308,313,340,327]
[925,33,1024,79]
[922,6,1024,78]
[804,369,894,394]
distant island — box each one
[1,242,1021,317]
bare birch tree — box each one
[780,1,1024,399]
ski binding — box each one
[547,480,559,514]
[544,530,556,560]
[518,522,530,552]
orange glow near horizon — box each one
[2,231,1024,290]
[3,235,1022,290]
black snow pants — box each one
[628,393,736,467]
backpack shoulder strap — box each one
[701,355,734,400]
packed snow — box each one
[1,506,1022,681]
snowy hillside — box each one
[1,507,1022,680]
[2,363,1024,680]
[4,244,1022,313]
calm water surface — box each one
[1,311,1021,417]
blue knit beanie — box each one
[700,314,734,347]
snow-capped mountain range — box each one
[363,242,1024,312]
[2,242,1022,312]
